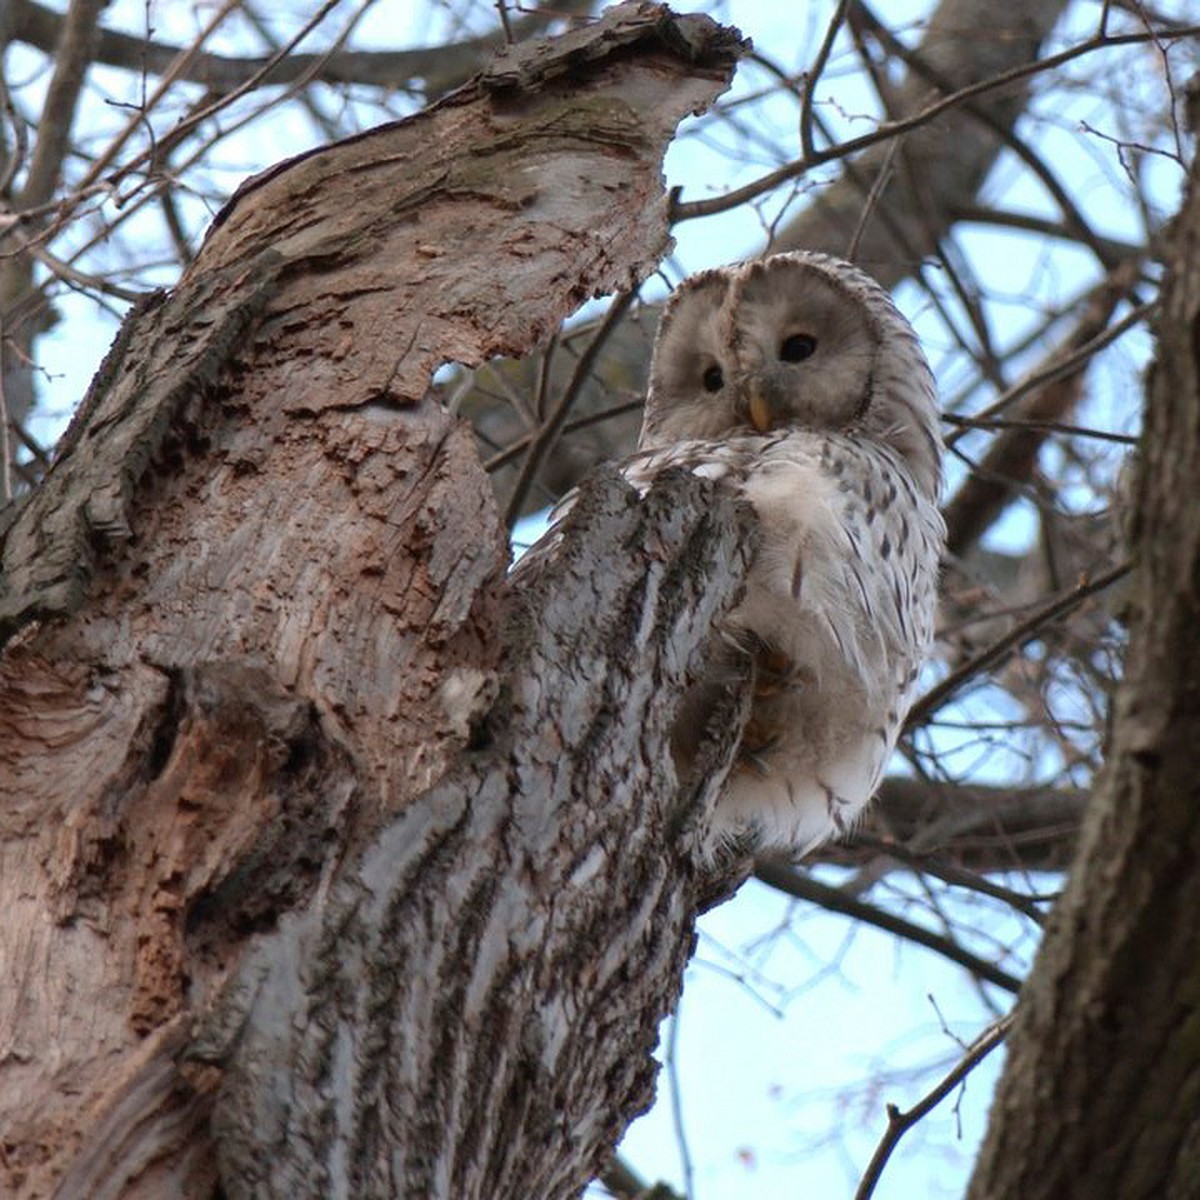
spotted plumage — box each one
[532,252,945,854]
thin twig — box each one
[495,1,515,45]
[6,0,594,94]
[853,1012,1015,1200]
[484,395,643,475]
[0,313,11,502]
[942,413,1139,445]
[754,862,1023,993]
[852,0,1124,270]
[598,1156,684,1200]
[29,244,147,302]
[503,289,637,528]
[908,561,1134,726]
[845,132,900,262]
[670,25,1200,224]
[71,0,246,196]
[799,0,851,161]
[534,330,559,424]
[945,301,1155,448]
[665,1007,695,1200]
[0,70,29,195]
[947,205,1138,262]
[849,833,1053,923]
[113,0,343,189]
[240,0,342,142]
[19,0,108,209]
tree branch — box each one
[810,776,1087,873]
[754,862,1023,993]
[6,0,593,99]
[906,561,1133,727]
[17,0,105,208]
[670,25,1200,224]
[856,1013,1013,1200]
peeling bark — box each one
[0,7,751,1197]
[967,135,1200,1200]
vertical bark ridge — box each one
[206,469,754,1198]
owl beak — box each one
[746,383,773,432]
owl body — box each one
[622,425,941,852]
[527,252,945,855]
[633,251,945,854]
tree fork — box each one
[0,7,750,1198]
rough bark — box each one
[0,7,750,1198]
[204,468,753,1200]
[966,137,1200,1199]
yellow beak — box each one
[747,383,772,432]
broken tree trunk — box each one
[0,7,751,1197]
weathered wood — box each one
[204,469,753,1199]
[0,6,750,1197]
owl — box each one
[630,251,945,855]
[526,252,945,856]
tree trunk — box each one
[0,8,751,1197]
[967,120,1200,1199]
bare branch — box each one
[6,0,594,98]
[943,272,1149,557]
[754,862,1023,993]
[799,0,851,163]
[855,1013,1014,1200]
[671,25,1200,225]
[909,561,1133,727]
[504,288,638,528]
[18,0,105,209]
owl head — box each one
[641,252,943,498]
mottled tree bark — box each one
[967,135,1200,1199]
[0,8,751,1198]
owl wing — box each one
[742,432,942,702]
[518,428,942,698]
[512,430,944,854]
[706,432,942,851]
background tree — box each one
[0,2,1197,1197]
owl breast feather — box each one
[625,429,942,854]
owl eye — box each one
[702,364,724,393]
[780,333,817,362]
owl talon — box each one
[754,646,801,698]
[736,720,781,775]
[719,625,769,661]
[735,748,774,777]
